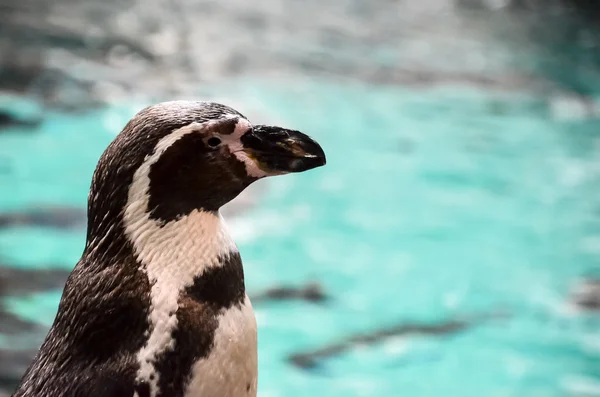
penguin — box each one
[11,101,326,397]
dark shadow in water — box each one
[570,278,600,312]
[0,311,43,335]
[287,311,511,371]
[0,266,71,296]
[251,282,329,305]
[0,265,71,339]
[0,348,39,395]
[0,265,70,395]
[0,111,41,130]
[0,207,87,229]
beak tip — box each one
[300,139,326,171]
[310,144,326,166]
[316,152,326,167]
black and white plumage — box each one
[11,101,326,397]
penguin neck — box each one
[123,206,239,285]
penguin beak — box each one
[240,125,326,174]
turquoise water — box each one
[2,77,600,396]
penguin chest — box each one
[184,296,258,397]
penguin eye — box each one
[207,136,222,148]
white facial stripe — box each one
[232,151,269,179]
[125,121,241,397]
[224,118,270,179]
[227,116,250,139]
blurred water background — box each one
[1,0,600,396]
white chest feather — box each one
[124,125,257,397]
[185,296,258,397]
[127,209,252,397]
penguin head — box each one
[87,101,326,231]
